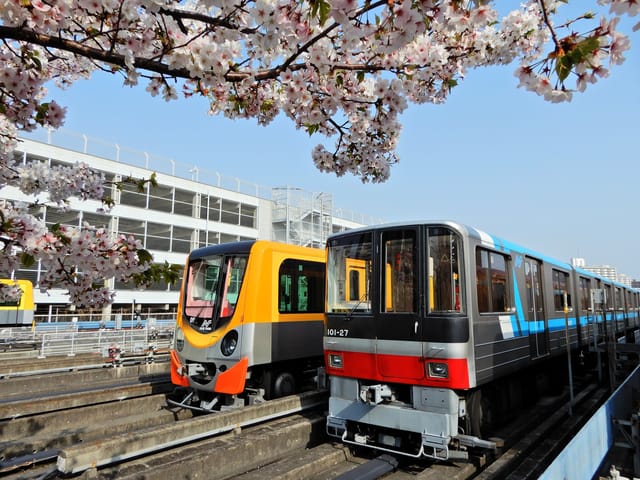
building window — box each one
[145,221,171,251]
[240,204,257,228]
[119,180,148,208]
[148,184,172,213]
[173,188,194,216]
[201,196,221,222]
[171,226,193,253]
[118,217,145,237]
[221,199,240,225]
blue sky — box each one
[32,4,640,280]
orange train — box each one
[169,240,325,411]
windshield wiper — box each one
[346,293,368,321]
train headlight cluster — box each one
[427,362,449,378]
[329,353,343,368]
[220,330,238,356]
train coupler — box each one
[457,434,499,450]
[245,387,267,405]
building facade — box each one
[3,133,378,321]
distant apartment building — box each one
[2,132,380,320]
[571,258,633,287]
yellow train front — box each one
[169,240,325,411]
[0,279,35,327]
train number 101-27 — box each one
[327,328,349,337]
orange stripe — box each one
[170,350,190,387]
[215,357,249,394]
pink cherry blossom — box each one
[0,0,636,305]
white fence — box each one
[0,325,174,358]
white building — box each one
[3,132,379,321]
[571,258,633,287]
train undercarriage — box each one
[327,355,581,461]
[168,358,323,413]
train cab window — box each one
[279,260,325,313]
[552,269,572,312]
[428,227,464,313]
[382,229,417,313]
[327,233,373,313]
[184,255,248,332]
[221,257,247,318]
[475,249,510,313]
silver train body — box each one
[323,221,640,460]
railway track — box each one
[0,354,329,480]
[222,374,610,480]
[0,353,614,480]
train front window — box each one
[327,233,372,313]
[382,230,417,313]
[427,227,464,313]
[183,254,248,332]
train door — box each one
[375,227,424,380]
[524,257,548,358]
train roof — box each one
[189,240,256,260]
[327,219,565,264]
[328,220,638,291]
[189,239,325,262]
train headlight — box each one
[428,362,448,378]
[329,353,343,369]
[220,330,238,356]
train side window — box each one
[579,277,591,311]
[475,249,510,313]
[428,227,464,313]
[604,284,612,310]
[279,260,325,314]
[552,269,572,312]
[615,287,623,311]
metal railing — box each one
[20,128,385,226]
[0,324,174,358]
[40,329,172,358]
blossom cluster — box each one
[31,225,150,308]
[0,0,636,305]
[0,0,637,181]
[1,199,151,307]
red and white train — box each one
[323,221,639,460]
